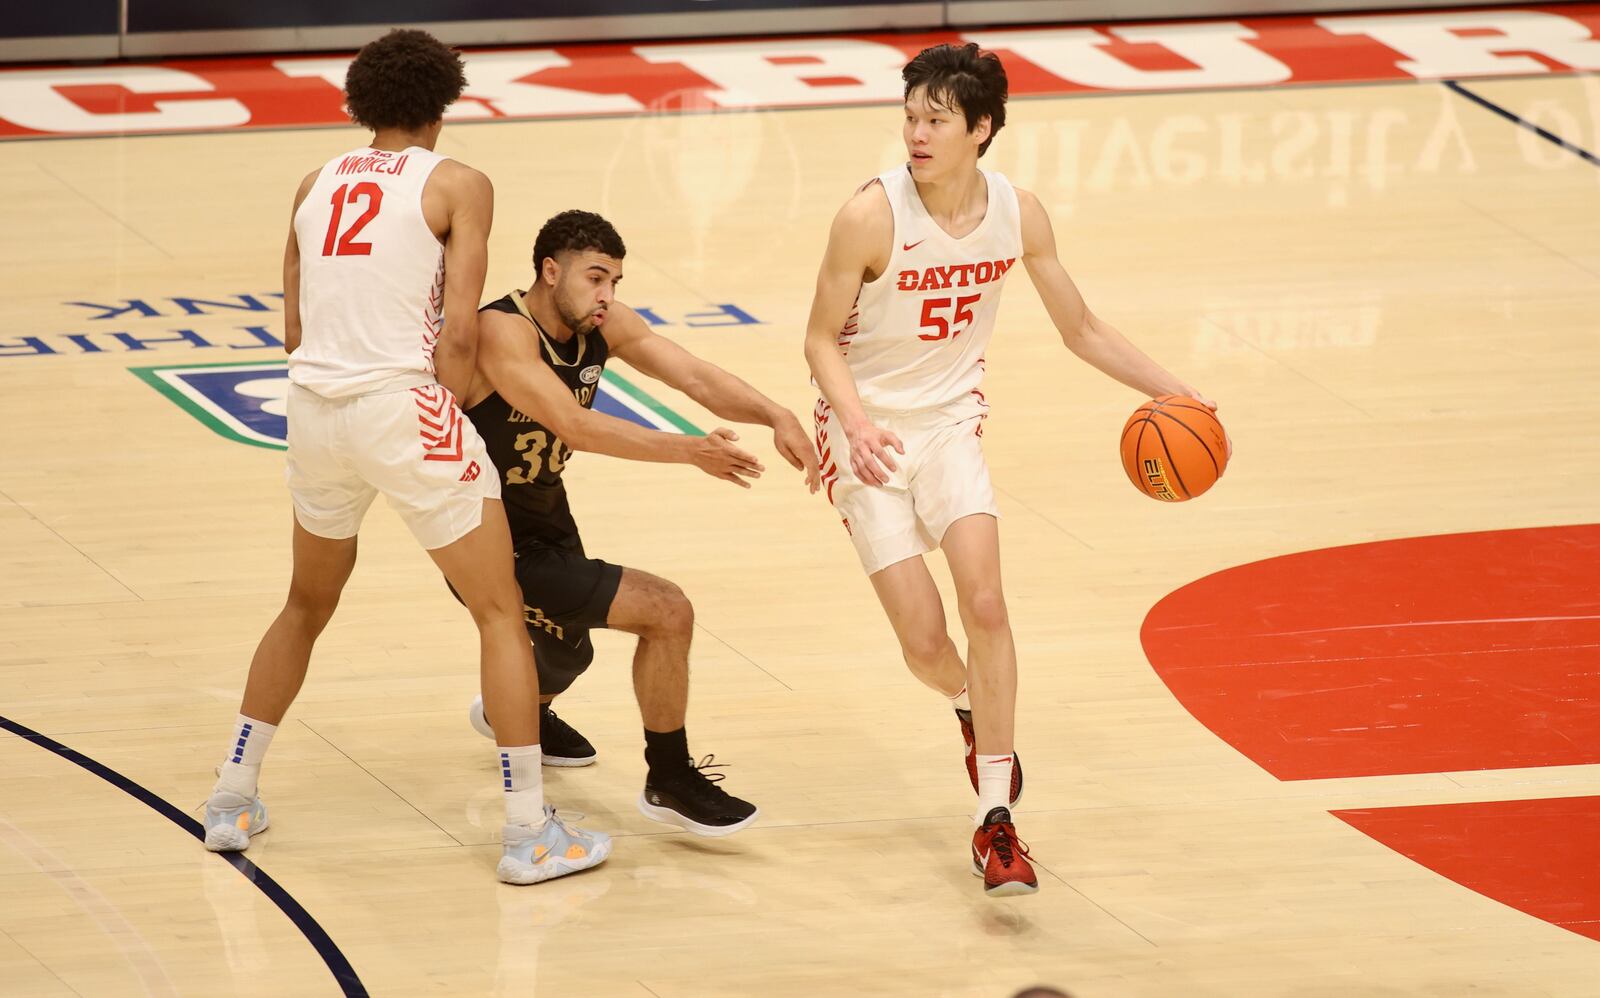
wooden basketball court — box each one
[1,24,1597,997]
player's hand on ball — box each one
[1178,386,1231,459]
[771,415,821,494]
[845,422,905,487]
[693,428,765,488]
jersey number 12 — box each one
[321,182,383,257]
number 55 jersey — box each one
[840,165,1021,414]
[290,145,451,399]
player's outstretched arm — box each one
[477,310,764,487]
[608,303,819,493]
[281,169,319,355]
[430,163,494,400]
[1018,188,1214,409]
[803,189,905,487]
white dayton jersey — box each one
[290,146,450,398]
[840,165,1022,411]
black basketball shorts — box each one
[447,535,623,696]
[511,539,623,695]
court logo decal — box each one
[131,361,701,451]
[1142,525,1600,942]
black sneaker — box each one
[638,755,759,837]
[466,696,597,767]
[539,704,597,768]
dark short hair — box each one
[533,210,627,275]
[344,29,466,132]
[902,43,1009,157]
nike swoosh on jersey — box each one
[902,239,925,251]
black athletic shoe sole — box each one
[636,790,759,837]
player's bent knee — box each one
[963,590,1010,634]
[283,585,340,630]
[624,575,694,638]
[900,629,949,670]
[452,574,525,629]
[467,593,525,630]
[657,586,695,637]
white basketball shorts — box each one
[812,391,998,575]
[285,383,498,550]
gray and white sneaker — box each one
[497,805,612,885]
[203,791,269,852]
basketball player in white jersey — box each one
[804,43,1222,896]
[200,30,609,885]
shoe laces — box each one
[988,822,1030,866]
[674,754,735,803]
[693,754,727,782]
[541,804,588,836]
[543,707,580,738]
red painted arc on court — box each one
[1336,796,1600,943]
[1142,524,1600,782]
[1143,524,1600,944]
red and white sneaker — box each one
[956,708,1023,806]
[971,806,1038,897]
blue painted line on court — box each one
[1445,80,1600,168]
[0,713,369,997]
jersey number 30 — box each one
[321,182,383,257]
[508,429,571,484]
[918,294,981,342]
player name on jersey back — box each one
[332,151,415,176]
[289,145,450,399]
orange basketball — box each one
[1120,396,1229,501]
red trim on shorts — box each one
[412,385,465,461]
[812,397,840,505]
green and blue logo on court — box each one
[132,361,702,451]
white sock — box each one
[213,714,276,797]
[974,753,1013,824]
[500,745,546,829]
[948,684,972,712]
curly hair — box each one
[903,43,1009,157]
[344,29,466,132]
[533,210,627,275]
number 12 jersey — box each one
[290,145,451,399]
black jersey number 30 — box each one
[507,429,571,484]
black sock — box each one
[644,727,690,780]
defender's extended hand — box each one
[692,428,765,488]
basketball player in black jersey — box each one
[454,210,819,836]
